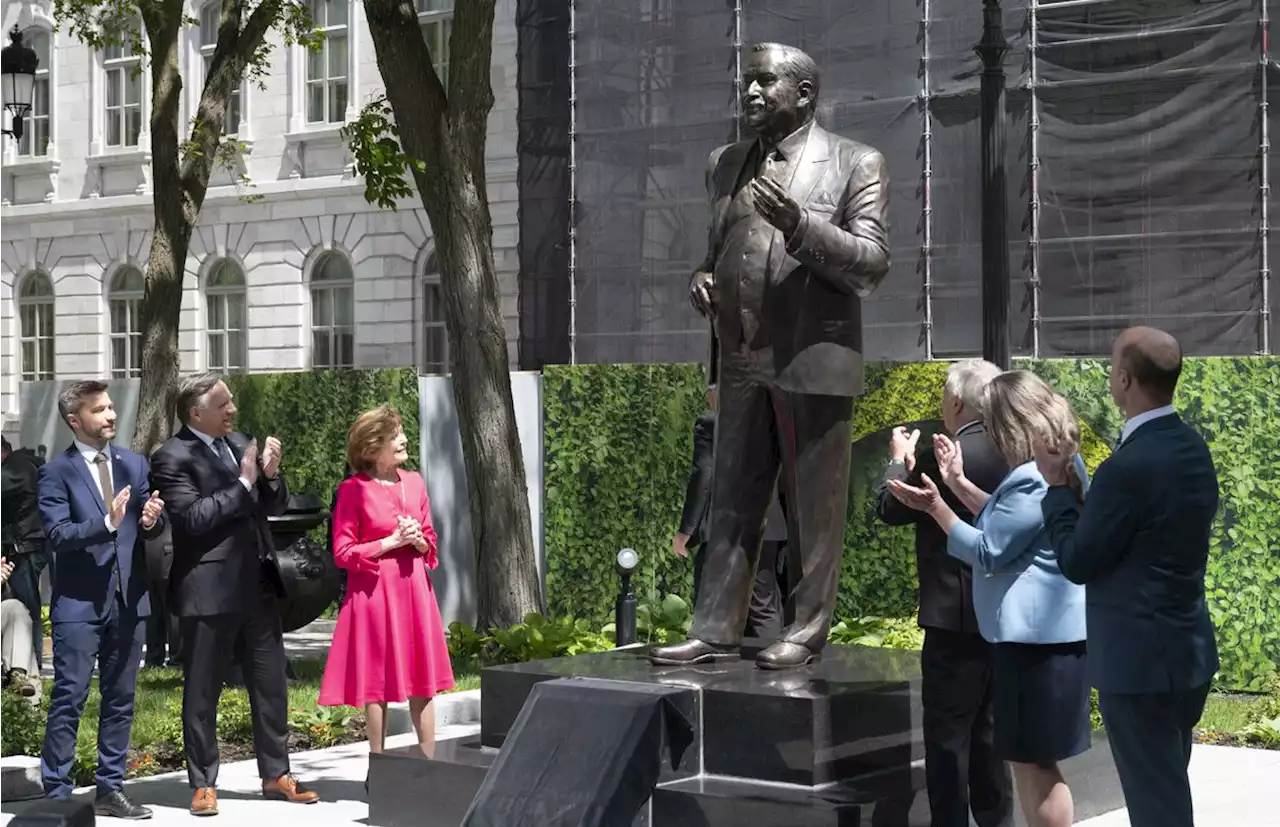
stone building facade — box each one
[0,0,521,429]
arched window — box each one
[420,252,448,374]
[18,272,55,381]
[310,252,354,369]
[206,260,247,372]
[18,30,51,157]
[108,266,144,378]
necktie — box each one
[92,452,113,510]
[95,452,125,595]
[214,438,238,472]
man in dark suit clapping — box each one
[151,373,319,816]
[875,360,1014,827]
[36,381,166,818]
[1037,327,1220,827]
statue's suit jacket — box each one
[700,123,890,397]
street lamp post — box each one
[1,25,39,143]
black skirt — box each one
[992,640,1091,764]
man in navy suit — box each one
[37,380,166,819]
[1036,327,1220,827]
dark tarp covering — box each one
[517,0,1272,365]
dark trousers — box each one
[40,596,144,798]
[144,584,182,667]
[692,347,853,649]
[693,539,784,640]
[8,543,49,667]
[180,583,290,788]
[920,628,1013,827]
[1098,680,1212,827]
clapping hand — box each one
[886,474,944,515]
[261,437,283,479]
[140,490,165,528]
[1033,437,1083,502]
[934,433,965,490]
[240,441,259,485]
[889,426,920,472]
[109,486,132,529]
[398,516,431,553]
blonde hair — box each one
[346,405,404,474]
[983,371,1081,467]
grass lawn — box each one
[1198,694,1268,734]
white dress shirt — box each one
[188,427,253,492]
[1119,404,1177,446]
[74,439,118,534]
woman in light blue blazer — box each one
[888,371,1089,827]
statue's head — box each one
[742,43,820,138]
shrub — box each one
[1,687,47,757]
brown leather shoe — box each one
[262,773,319,804]
[190,787,218,817]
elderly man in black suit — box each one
[151,372,319,817]
[651,42,890,669]
[875,360,1014,827]
[1037,327,1220,827]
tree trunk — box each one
[361,0,542,630]
[132,10,192,456]
[129,0,279,456]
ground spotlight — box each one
[615,548,639,646]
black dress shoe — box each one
[648,639,739,666]
[94,790,153,819]
[756,641,818,670]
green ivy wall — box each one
[542,358,1280,690]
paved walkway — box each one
[1077,743,1280,826]
[0,726,478,826]
[4,732,1276,826]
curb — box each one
[1,755,43,801]
[386,689,480,736]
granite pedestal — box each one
[367,642,1125,827]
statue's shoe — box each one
[756,641,819,670]
[648,639,739,665]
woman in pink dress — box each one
[318,405,454,775]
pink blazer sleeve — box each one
[417,474,439,570]
[331,479,383,575]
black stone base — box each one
[366,644,1127,827]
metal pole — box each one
[732,0,743,143]
[568,0,579,363]
[1029,0,1042,357]
[1261,0,1273,354]
[921,0,935,360]
[976,0,1011,369]
[615,571,637,646]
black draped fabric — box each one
[461,677,695,827]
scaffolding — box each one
[516,0,1275,366]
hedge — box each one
[542,358,1280,690]
[225,368,421,509]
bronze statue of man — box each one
[650,43,890,670]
